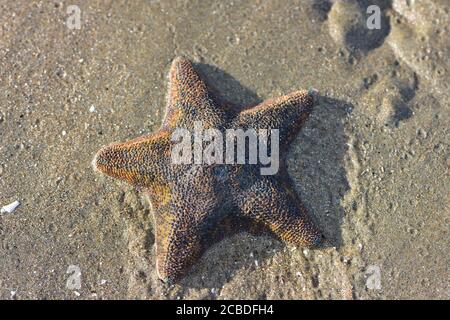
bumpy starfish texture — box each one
[94,57,324,282]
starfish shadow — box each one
[195,62,263,115]
[287,95,353,250]
[138,63,353,296]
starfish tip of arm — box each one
[92,145,110,174]
[307,87,318,99]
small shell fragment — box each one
[1,200,20,214]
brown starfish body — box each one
[93,57,323,282]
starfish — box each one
[93,57,324,282]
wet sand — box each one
[0,0,448,299]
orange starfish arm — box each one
[233,90,315,145]
[153,211,203,283]
[162,57,226,129]
[93,131,172,188]
[234,176,323,247]
[149,169,224,282]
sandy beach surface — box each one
[0,0,448,299]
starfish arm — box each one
[149,171,225,282]
[152,208,203,282]
[234,176,323,247]
[232,90,314,145]
[93,131,172,188]
[162,57,226,129]
[154,209,246,282]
